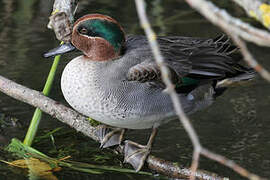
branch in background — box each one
[184,0,270,82]
[185,0,270,47]
[47,0,78,42]
[0,75,226,180]
[135,0,266,180]
[232,0,270,29]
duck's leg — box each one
[95,125,126,148]
[124,128,157,172]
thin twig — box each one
[134,0,267,180]
[134,0,201,179]
[134,0,201,149]
[190,150,201,180]
[201,148,266,180]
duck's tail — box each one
[216,69,256,88]
[213,68,256,97]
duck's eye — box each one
[79,28,88,35]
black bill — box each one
[43,42,76,58]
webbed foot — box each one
[124,140,151,172]
[95,126,125,148]
[123,128,157,172]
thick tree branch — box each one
[0,76,98,142]
[0,75,226,180]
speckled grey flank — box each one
[61,52,199,129]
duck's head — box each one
[44,14,126,61]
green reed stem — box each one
[23,46,62,146]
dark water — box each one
[0,0,269,179]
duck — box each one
[44,14,255,172]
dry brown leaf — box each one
[1,158,59,180]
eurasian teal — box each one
[44,14,254,171]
